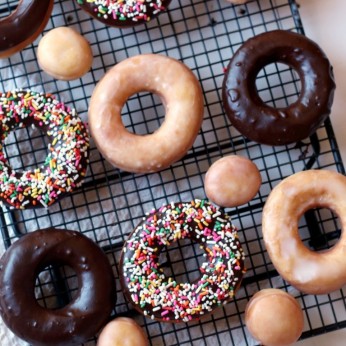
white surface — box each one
[295,1,346,344]
[300,0,346,165]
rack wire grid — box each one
[0,0,345,345]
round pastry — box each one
[0,0,54,58]
[245,289,304,346]
[0,89,90,209]
[37,27,93,80]
[75,0,172,28]
[0,228,116,346]
[262,170,346,294]
[226,0,248,4]
[120,199,246,322]
[97,317,148,346]
[204,155,261,207]
[89,54,204,173]
[222,30,335,145]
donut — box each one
[89,54,204,173]
[222,30,335,145]
[37,27,93,81]
[0,89,89,209]
[245,289,304,346]
[0,228,116,346]
[120,199,246,322]
[262,170,346,294]
[226,0,248,4]
[75,0,172,28]
[97,317,149,346]
[0,0,54,58]
[204,155,261,207]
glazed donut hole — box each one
[204,155,261,208]
[245,289,304,346]
[37,27,93,81]
[255,62,301,108]
[97,317,149,346]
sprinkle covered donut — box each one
[120,200,246,322]
[0,90,89,209]
[75,0,172,28]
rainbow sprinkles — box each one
[120,200,246,322]
[76,0,172,27]
[0,90,89,209]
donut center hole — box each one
[0,0,19,19]
[35,264,78,309]
[122,92,165,135]
[159,237,205,284]
[256,62,301,108]
[4,125,50,172]
[299,208,341,252]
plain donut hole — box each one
[4,125,50,172]
[0,1,19,18]
[256,62,302,108]
[122,92,165,135]
[159,238,205,285]
[299,207,341,252]
[35,264,78,309]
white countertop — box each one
[300,0,346,165]
[294,2,346,345]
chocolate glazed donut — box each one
[0,0,54,58]
[0,229,116,346]
[75,0,172,28]
[222,30,336,146]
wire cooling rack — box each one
[0,0,345,345]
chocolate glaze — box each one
[0,0,54,58]
[222,30,336,146]
[120,201,245,323]
[0,228,116,346]
[76,0,172,28]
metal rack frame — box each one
[0,0,345,345]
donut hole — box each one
[256,62,301,108]
[159,238,205,284]
[122,92,165,135]
[4,125,50,172]
[0,0,19,19]
[35,264,78,309]
[299,208,341,251]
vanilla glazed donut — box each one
[262,170,346,294]
[120,200,246,322]
[0,228,116,346]
[0,0,54,58]
[0,90,89,209]
[89,54,204,173]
